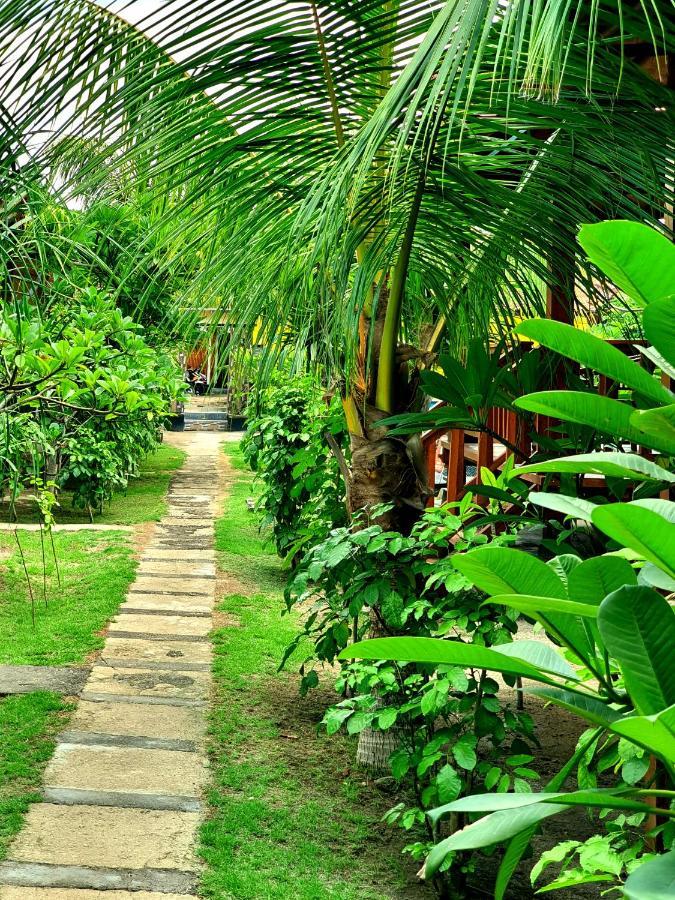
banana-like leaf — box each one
[430,786,651,818]
[598,586,675,716]
[454,549,598,666]
[631,405,675,449]
[578,221,675,308]
[637,344,675,381]
[487,594,598,619]
[425,789,657,877]
[493,640,575,679]
[643,298,675,367]
[339,636,556,684]
[516,452,675,483]
[452,547,566,598]
[528,687,624,727]
[592,504,675,578]
[611,705,675,764]
[425,804,565,876]
[623,850,675,900]
[638,563,675,593]
[529,492,596,522]
[629,499,675,523]
[515,391,675,456]
[567,555,637,605]
[515,319,673,405]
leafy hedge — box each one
[1,286,184,518]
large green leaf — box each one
[339,637,554,683]
[515,319,673,405]
[494,640,575,679]
[529,492,596,522]
[516,452,675,483]
[611,705,675,763]
[452,547,566,598]
[636,344,675,381]
[631,405,675,449]
[629,498,675,524]
[528,687,624,727]
[426,804,566,875]
[639,563,675,593]
[486,596,597,670]
[623,850,675,900]
[430,787,638,818]
[643,297,675,367]
[592,504,675,578]
[515,392,675,455]
[597,586,675,716]
[488,594,598,619]
[578,221,675,308]
[567,555,637,605]
[425,788,657,877]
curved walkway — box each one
[0,433,223,900]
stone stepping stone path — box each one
[0,666,89,696]
[0,434,222,900]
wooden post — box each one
[447,429,465,503]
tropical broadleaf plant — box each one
[1,1,674,534]
[514,222,675,457]
[341,218,675,895]
[341,521,675,894]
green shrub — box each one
[284,497,538,894]
[1,285,184,517]
[242,374,349,559]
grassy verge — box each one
[0,444,186,525]
[0,529,136,665]
[0,440,183,857]
[201,444,417,900]
[0,693,73,859]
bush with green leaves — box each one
[343,221,675,899]
[242,374,349,559]
[1,285,184,518]
[285,496,540,895]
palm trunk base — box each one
[348,435,428,533]
[356,726,400,772]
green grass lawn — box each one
[0,693,73,860]
[0,443,186,525]
[0,529,136,665]
[201,444,419,900]
[0,440,183,860]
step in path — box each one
[0,432,223,900]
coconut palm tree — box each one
[1,0,673,530]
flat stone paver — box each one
[121,593,213,614]
[126,576,214,596]
[140,548,214,561]
[68,700,207,744]
[44,745,207,798]
[107,613,211,637]
[0,432,221,896]
[0,666,88,696]
[0,890,197,899]
[100,636,212,665]
[8,805,201,870]
[136,561,215,578]
[84,666,210,700]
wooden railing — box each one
[422,339,670,506]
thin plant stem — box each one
[13,527,36,626]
